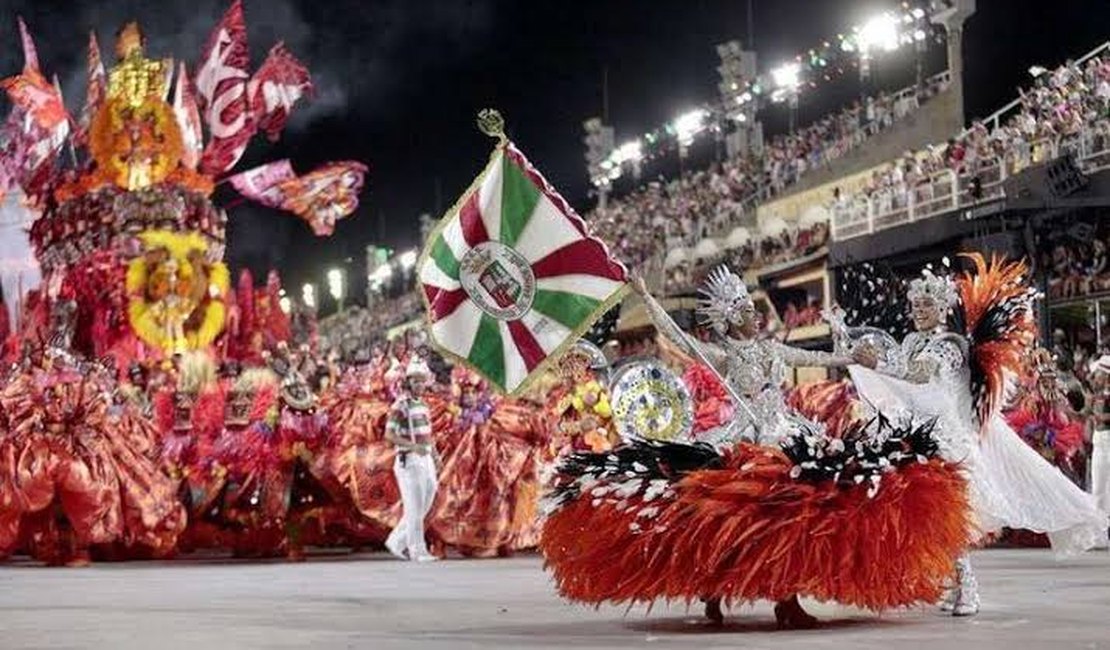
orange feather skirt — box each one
[541,442,971,611]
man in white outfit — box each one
[384,356,439,562]
[1089,355,1110,529]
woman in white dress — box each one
[849,258,1109,617]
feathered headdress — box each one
[951,253,1037,429]
[697,266,753,334]
[907,268,958,316]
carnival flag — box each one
[16,16,38,72]
[1,19,66,134]
[228,160,367,235]
[195,0,256,175]
[418,129,628,394]
[172,62,204,170]
[276,162,367,235]
[227,159,296,208]
[249,43,313,142]
[0,19,69,195]
[74,31,107,146]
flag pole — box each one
[648,300,763,440]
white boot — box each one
[938,583,957,612]
[951,555,980,617]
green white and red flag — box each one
[418,141,627,394]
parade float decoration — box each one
[1,3,367,364]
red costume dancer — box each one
[426,367,546,557]
[153,353,225,520]
[178,362,275,551]
[318,356,402,545]
[0,309,185,565]
[211,344,335,559]
[1005,349,1087,485]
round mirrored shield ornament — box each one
[610,360,694,442]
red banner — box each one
[230,161,368,236]
[172,63,204,170]
[227,159,295,208]
[195,0,256,175]
[74,31,106,146]
[249,43,313,142]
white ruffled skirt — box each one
[850,366,1108,558]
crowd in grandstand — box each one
[663,220,829,294]
[318,292,423,360]
[834,55,1110,221]
[318,54,1110,353]
[1042,219,1110,300]
[590,78,948,270]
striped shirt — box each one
[386,395,433,445]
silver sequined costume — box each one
[641,291,851,446]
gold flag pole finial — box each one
[476,109,507,144]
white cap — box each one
[405,356,432,379]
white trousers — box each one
[387,452,438,558]
[1091,431,1110,515]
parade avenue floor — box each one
[1,548,1109,649]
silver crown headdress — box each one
[697,265,753,334]
[907,268,958,315]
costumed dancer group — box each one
[0,275,565,564]
[539,254,1108,628]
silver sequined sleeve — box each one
[640,290,728,372]
[767,340,854,369]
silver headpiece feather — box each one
[907,268,958,315]
[697,266,753,334]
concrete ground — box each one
[0,548,1108,649]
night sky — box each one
[3,0,1109,308]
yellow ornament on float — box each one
[126,230,229,356]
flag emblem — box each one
[459,242,536,320]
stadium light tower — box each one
[417,213,436,245]
[928,0,976,127]
[771,62,801,134]
[673,109,709,161]
[856,12,900,88]
[302,283,317,311]
[716,39,759,159]
[583,117,615,209]
[398,249,418,271]
[327,267,346,314]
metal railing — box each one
[690,70,954,244]
[831,124,1110,241]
